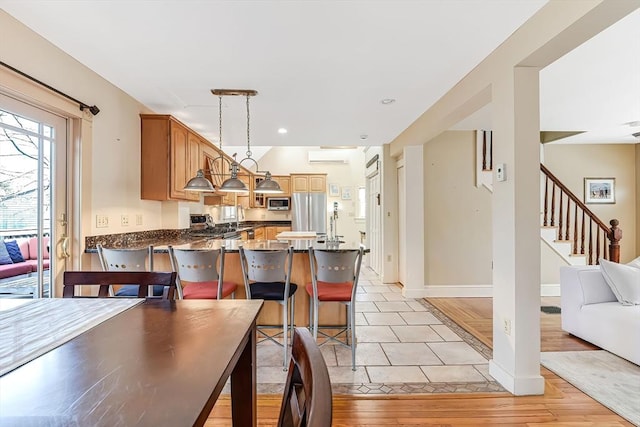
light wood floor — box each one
[206,297,632,426]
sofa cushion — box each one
[628,256,640,269]
[18,239,30,260]
[0,240,13,265]
[23,259,50,272]
[0,263,31,279]
[28,237,50,260]
[599,259,640,306]
[576,268,617,305]
[4,240,25,263]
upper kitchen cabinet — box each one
[273,175,291,196]
[252,174,291,207]
[141,115,200,201]
[290,174,326,193]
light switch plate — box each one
[496,163,506,182]
[96,215,109,228]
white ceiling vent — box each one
[308,150,349,164]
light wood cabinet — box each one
[273,175,291,196]
[265,226,291,240]
[141,115,201,201]
[253,174,291,207]
[254,226,265,240]
[290,174,326,193]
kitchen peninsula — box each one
[85,232,367,327]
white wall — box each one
[424,131,493,293]
[0,10,176,238]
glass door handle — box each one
[60,235,71,258]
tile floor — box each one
[254,267,504,395]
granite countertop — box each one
[87,237,365,253]
[84,222,294,253]
[84,221,367,253]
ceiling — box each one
[1,1,639,154]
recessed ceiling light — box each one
[626,121,640,127]
[277,128,288,134]
[380,98,396,105]
[360,134,368,140]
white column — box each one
[401,145,426,298]
[489,66,544,395]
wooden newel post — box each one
[607,219,622,263]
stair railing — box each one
[479,131,621,264]
[541,164,621,264]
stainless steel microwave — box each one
[267,197,290,211]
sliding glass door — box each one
[0,93,68,298]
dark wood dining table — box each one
[0,298,263,426]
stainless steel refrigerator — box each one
[291,192,327,234]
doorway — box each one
[0,93,68,298]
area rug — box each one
[540,305,561,314]
[541,350,640,426]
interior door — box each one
[0,93,68,298]
[366,171,381,274]
[397,161,406,285]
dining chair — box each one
[97,244,165,297]
[168,246,237,300]
[277,327,332,427]
[62,271,177,299]
[239,245,297,367]
[307,245,364,370]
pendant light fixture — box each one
[184,88,280,194]
[241,92,282,194]
[216,91,249,193]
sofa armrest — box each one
[560,265,617,334]
[560,266,617,307]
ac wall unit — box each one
[307,150,349,164]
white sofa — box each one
[560,265,640,366]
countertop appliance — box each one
[291,192,327,234]
[189,214,214,230]
[267,197,290,211]
[189,212,241,239]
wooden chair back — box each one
[62,271,177,299]
[278,327,332,427]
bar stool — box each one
[168,246,237,300]
[97,244,165,297]
[239,246,297,367]
[307,245,364,370]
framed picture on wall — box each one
[329,183,340,197]
[341,186,352,200]
[584,178,615,204]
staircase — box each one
[476,130,621,266]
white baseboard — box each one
[541,283,560,296]
[401,284,560,298]
[489,360,545,395]
[402,284,493,299]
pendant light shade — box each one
[254,171,282,194]
[219,160,249,193]
[184,169,216,192]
